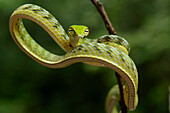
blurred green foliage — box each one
[0,0,169,113]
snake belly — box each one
[9,4,138,111]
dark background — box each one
[0,0,169,113]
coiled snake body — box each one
[9,4,138,112]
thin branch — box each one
[91,0,117,35]
[115,73,127,113]
[91,0,127,113]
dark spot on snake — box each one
[76,45,83,51]
[119,54,125,62]
[43,16,52,19]
[61,35,67,39]
[127,66,130,70]
[97,40,102,43]
[132,67,134,71]
[106,47,112,52]
[53,23,60,28]
[32,9,44,13]
[93,46,101,53]
[72,50,75,53]
[105,36,111,41]
[48,14,53,18]
[116,40,122,45]
[106,51,113,58]
[53,26,58,28]
[68,50,72,54]
[61,35,64,37]
[94,44,98,46]
[121,58,125,62]
[106,38,110,41]
[84,50,87,52]
[78,48,81,50]
[118,37,123,42]
[84,43,89,46]
[116,38,124,45]
[78,45,83,48]
[131,63,134,71]
[21,35,24,40]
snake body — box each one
[9,4,138,112]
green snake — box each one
[9,4,138,113]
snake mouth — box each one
[77,35,84,39]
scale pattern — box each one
[9,4,138,111]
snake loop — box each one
[9,4,138,112]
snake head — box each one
[68,25,89,47]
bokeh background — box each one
[0,0,169,113]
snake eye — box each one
[84,28,89,37]
[68,27,75,36]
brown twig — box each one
[91,0,117,35]
[90,0,127,113]
[115,73,127,113]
